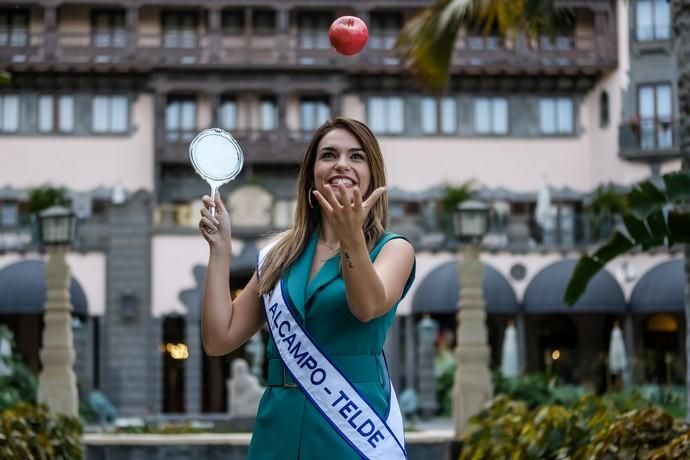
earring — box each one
[308,187,317,209]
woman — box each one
[198,117,415,459]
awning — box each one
[412,260,518,314]
[0,260,88,316]
[630,259,684,313]
[524,259,625,313]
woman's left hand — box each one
[312,184,387,243]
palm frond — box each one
[396,0,474,90]
[396,0,568,90]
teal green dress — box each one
[247,232,415,460]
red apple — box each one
[328,16,368,56]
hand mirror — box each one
[189,128,244,218]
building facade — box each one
[0,0,684,416]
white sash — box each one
[258,244,406,460]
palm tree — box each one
[396,0,569,90]
[396,0,690,420]
[671,0,690,423]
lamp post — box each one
[452,200,492,435]
[37,205,79,417]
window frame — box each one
[0,9,29,47]
[91,10,127,48]
[91,94,130,134]
[366,96,405,135]
[420,96,458,136]
[538,97,575,136]
[473,96,509,136]
[299,96,330,132]
[161,11,198,49]
[637,81,674,150]
[165,95,197,142]
[0,93,20,133]
[38,94,76,134]
[635,0,671,41]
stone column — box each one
[43,5,58,60]
[125,6,139,59]
[276,7,290,61]
[208,7,222,61]
[37,246,78,417]
[452,245,492,435]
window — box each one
[253,9,276,35]
[222,9,244,35]
[92,11,126,48]
[370,12,401,50]
[638,83,673,149]
[420,97,457,135]
[0,94,19,132]
[367,97,404,134]
[298,12,331,49]
[0,202,18,227]
[38,95,75,133]
[600,91,610,128]
[0,10,29,47]
[539,18,574,50]
[166,97,196,142]
[539,98,574,135]
[162,12,197,48]
[300,97,329,131]
[219,97,237,131]
[92,95,128,133]
[636,0,671,41]
[474,97,508,135]
[259,96,277,131]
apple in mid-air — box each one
[328,16,368,56]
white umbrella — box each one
[609,323,627,375]
[0,337,12,377]
[500,322,520,378]
[535,179,552,230]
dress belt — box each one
[266,354,384,388]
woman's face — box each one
[312,128,371,205]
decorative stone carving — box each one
[227,358,264,418]
[229,185,273,228]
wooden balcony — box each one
[2,29,616,76]
[159,128,308,165]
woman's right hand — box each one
[199,193,232,252]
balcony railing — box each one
[452,34,605,70]
[160,128,308,164]
[0,29,615,74]
[619,119,680,161]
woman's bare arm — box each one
[197,193,265,356]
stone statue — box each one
[245,332,265,380]
[228,358,264,418]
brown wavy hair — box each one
[257,117,388,294]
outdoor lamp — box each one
[38,205,77,246]
[453,200,489,243]
[417,314,438,346]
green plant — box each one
[0,402,82,460]
[649,431,690,459]
[0,325,37,412]
[437,181,475,234]
[565,169,690,305]
[459,393,687,460]
[586,406,685,459]
[436,363,455,416]
[27,186,71,214]
[587,184,629,241]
